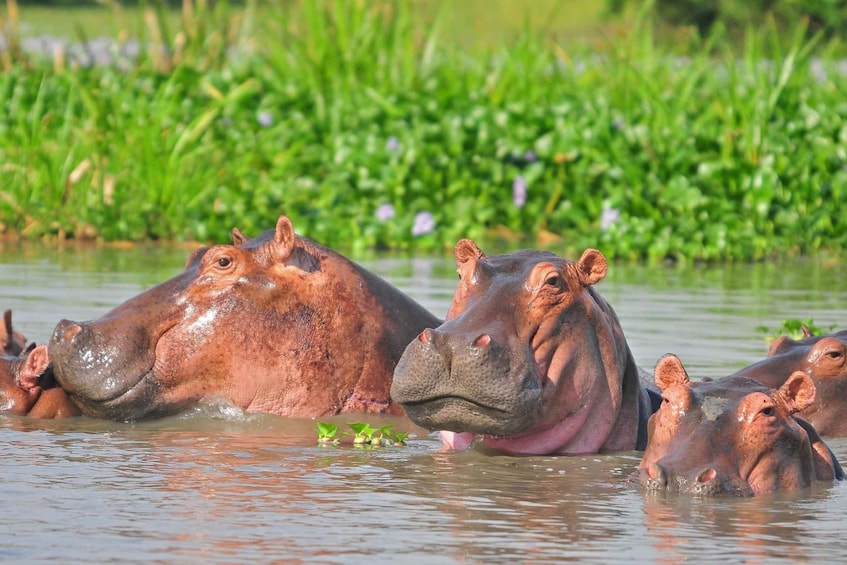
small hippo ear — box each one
[231,227,250,246]
[778,371,816,414]
[272,215,296,261]
[801,324,814,338]
[17,344,49,390]
[455,239,484,265]
[576,249,607,287]
[654,354,691,392]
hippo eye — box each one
[545,275,560,287]
[826,350,843,359]
[761,406,775,417]
[217,257,232,268]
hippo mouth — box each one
[62,367,160,421]
[400,394,538,436]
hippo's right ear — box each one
[576,249,607,287]
[778,371,816,414]
[231,227,251,246]
[455,239,484,265]
[654,354,691,392]
[17,344,49,390]
[271,215,296,262]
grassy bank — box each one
[1,0,846,261]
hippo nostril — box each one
[642,463,668,489]
[697,468,717,484]
[418,329,433,344]
[472,334,491,348]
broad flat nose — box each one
[52,319,83,344]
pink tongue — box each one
[440,431,475,451]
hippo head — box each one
[0,344,54,414]
[391,239,648,455]
[638,354,844,496]
[733,328,847,436]
[50,215,438,421]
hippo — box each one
[0,343,80,418]
[637,354,843,496]
[732,327,847,436]
[390,239,656,455]
[49,215,440,421]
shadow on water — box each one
[1,246,847,561]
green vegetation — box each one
[2,0,847,261]
[757,318,838,342]
[316,421,408,447]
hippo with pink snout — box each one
[48,215,440,421]
[391,240,656,455]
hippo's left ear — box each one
[271,215,296,262]
[778,371,816,414]
[575,249,607,287]
[231,227,251,246]
[654,354,691,392]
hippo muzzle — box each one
[391,327,543,436]
[49,318,159,420]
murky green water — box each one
[1,244,847,563]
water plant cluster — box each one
[2,1,846,261]
[316,421,409,448]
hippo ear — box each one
[231,227,250,246]
[778,371,816,414]
[455,239,484,265]
[272,215,296,261]
[575,249,607,287]
[801,324,814,338]
[767,335,792,357]
[17,344,49,390]
[654,354,691,392]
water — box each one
[1,243,847,563]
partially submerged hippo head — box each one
[638,354,844,496]
[733,327,847,436]
[49,215,440,421]
[391,240,652,455]
[0,343,80,418]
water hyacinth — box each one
[375,203,395,222]
[512,176,527,208]
[600,208,621,231]
[411,211,435,236]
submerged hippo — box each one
[733,327,847,436]
[391,240,655,455]
[637,354,843,496]
[49,215,440,421]
[0,344,80,418]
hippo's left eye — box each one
[545,275,560,287]
[217,257,232,268]
[761,406,775,417]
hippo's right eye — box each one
[217,257,232,268]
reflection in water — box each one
[1,248,847,561]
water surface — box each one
[1,244,846,563]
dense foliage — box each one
[1,0,846,261]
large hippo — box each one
[0,344,80,418]
[637,354,843,496]
[49,215,440,421]
[732,327,847,436]
[390,239,656,455]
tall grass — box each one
[1,0,846,261]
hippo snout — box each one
[638,463,731,496]
[392,326,542,436]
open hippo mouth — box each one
[49,319,163,421]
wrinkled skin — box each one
[49,215,440,421]
[0,342,80,418]
[733,327,847,436]
[391,240,654,455]
[637,354,843,496]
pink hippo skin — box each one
[391,239,654,455]
[0,343,80,418]
[637,354,843,496]
[732,327,847,436]
[48,215,440,421]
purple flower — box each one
[257,111,273,127]
[411,211,435,236]
[512,175,527,208]
[600,207,621,231]
[375,203,395,222]
[524,150,537,163]
[386,136,400,153]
